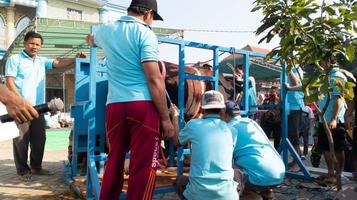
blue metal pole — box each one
[242,54,250,116]
[280,63,312,180]
[280,63,289,167]
[213,47,219,90]
[177,43,186,175]
[86,26,100,199]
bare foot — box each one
[260,189,276,200]
[289,164,300,172]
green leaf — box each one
[332,76,346,94]
[251,6,262,12]
[346,46,355,62]
[256,16,279,35]
[344,81,356,100]
[325,7,336,15]
[304,92,319,103]
[328,18,343,25]
[291,6,305,13]
[340,68,356,82]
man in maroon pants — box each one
[86,0,174,199]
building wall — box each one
[106,10,124,22]
[14,5,35,21]
[47,0,99,22]
[0,6,35,49]
[0,10,6,49]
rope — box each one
[58,42,87,58]
[231,47,237,101]
[158,142,168,169]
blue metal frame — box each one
[278,63,312,180]
[70,34,312,200]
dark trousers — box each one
[299,113,309,155]
[261,121,281,150]
[13,115,46,175]
[288,110,302,146]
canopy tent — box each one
[219,45,281,81]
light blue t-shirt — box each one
[318,68,347,123]
[179,114,239,200]
[287,67,305,110]
[93,15,159,104]
[229,116,285,186]
[240,76,258,113]
[5,50,54,105]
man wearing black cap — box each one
[86,0,173,199]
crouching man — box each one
[223,101,285,200]
[171,90,239,200]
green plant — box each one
[253,0,356,190]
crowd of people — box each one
[0,0,356,199]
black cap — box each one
[129,0,163,21]
[225,101,240,115]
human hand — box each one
[75,52,87,58]
[284,83,291,90]
[161,119,174,140]
[86,34,97,47]
[328,119,337,129]
[5,95,38,123]
[169,104,179,119]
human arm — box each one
[0,84,38,123]
[52,52,86,68]
[5,76,21,97]
[328,95,344,129]
[143,61,174,140]
[286,67,303,90]
[86,34,97,47]
[169,104,180,147]
[288,68,301,86]
[285,83,302,91]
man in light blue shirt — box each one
[5,31,84,181]
[223,101,285,200]
[316,57,347,185]
[285,66,305,171]
[172,90,239,200]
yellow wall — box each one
[47,0,99,22]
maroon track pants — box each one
[99,101,161,200]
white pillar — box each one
[36,0,48,18]
[6,6,15,48]
[99,8,109,23]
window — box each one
[15,16,31,37]
[67,8,82,21]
